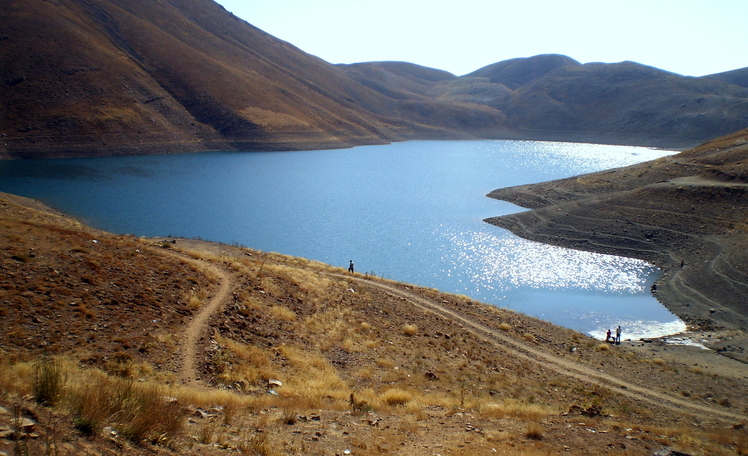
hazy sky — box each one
[216,0,745,77]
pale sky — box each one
[216,0,747,77]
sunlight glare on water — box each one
[442,230,657,294]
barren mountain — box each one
[3,0,748,158]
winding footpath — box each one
[330,272,748,423]
[157,241,747,422]
[150,246,234,386]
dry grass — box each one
[525,421,545,440]
[380,388,413,407]
[402,324,418,336]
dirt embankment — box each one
[485,129,748,363]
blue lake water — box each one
[0,140,684,339]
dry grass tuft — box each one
[596,343,611,351]
[268,305,297,322]
[67,371,185,442]
[525,421,544,440]
[402,324,418,336]
[380,388,413,407]
[499,322,512,331]
[32,356,66,406]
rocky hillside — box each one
[2,0,748,158]
[2,192,748,456]
[485,128,748,354]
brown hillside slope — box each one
[486,128,748,360]
[2,193,748,455]
[3,0,748,158]
[0,0,489,159]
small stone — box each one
[16,418,35,433]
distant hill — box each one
[464,54,581,90]
[704,67,748,89]
[2,0,748,158]
[498,61,748,147]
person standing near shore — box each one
[615,326,622,345]
[348,260,354,273]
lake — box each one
[0,140,684,339]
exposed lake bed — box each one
[0,140,682,339]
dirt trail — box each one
[331,272,748,423]
[153,239,746,421]
[178,260,232,385]
[152,246,234,385]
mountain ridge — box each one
[3,0,748,158]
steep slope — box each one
[0,0,449,158]
[485,128,748,346]
[3,0,748,158]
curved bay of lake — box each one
[0,140,683,339]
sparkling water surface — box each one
[0,140,683,339]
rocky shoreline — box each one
[485,130,748,365]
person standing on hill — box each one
[348,260,354,273]
[605,329,612,343]
[615,326,622,345]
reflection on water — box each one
[0,140,682,339]
[440,228,685,340]
[442,230,656,293]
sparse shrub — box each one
[499,323,512,331]
[282,408,297,425]
[68,373,185,443]
[269,305,297,322]
[402,324,418,336]
[32,356,66,406]
[240,431,277,456]
[525,421,544,440]
[596,343,611,351]
[196,421,217,444]
[524,333,536,342]
[652,357,666,366]
[381,388,412,406]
